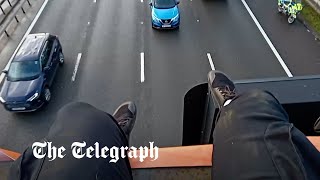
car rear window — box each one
[154,0,176,9]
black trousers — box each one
[9,90,320,180]
[9,102,133,180]
[212,90,320,180]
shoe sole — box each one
[208,70,232,110]
[113,101,137,117]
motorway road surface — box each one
[0,0,320,178]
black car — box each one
[0,33,64,112]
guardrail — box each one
[0,0,12,15]
[0,0,18,23]
[0,0,31,37]
[305,0,320,13]
[314,0,320,7]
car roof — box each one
[13,33,49,62]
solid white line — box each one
[71,53,82,82]
[140,52,145,83]
[207,53,215,70]
[241,0,293,77]
[0,0,49,83]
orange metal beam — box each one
[0,137,319,169]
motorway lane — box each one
[71,0,208,147]
[0,0,97,177]
[246,0,320,76]
[140,0,295,147]
[0,0,95,152]
[188,0,288,79]
[0,0,96,176]
[74,0,146,146]
[142,2,213,147]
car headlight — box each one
[172,14,179,22]
[0,97,5,103]
[27,92,39,102]
[152,12,161,22]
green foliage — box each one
[301,1,320,34]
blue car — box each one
[0,33,64,112]
[150,0,180,29]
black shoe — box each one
[113,101,137,140]
[208,70,237,108]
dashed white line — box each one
[207,53,215,70]
[141,0,143,2]
[93,0,96,3]
[71,53,82,82]
[0,0,49,84]
[241,0,293,77]
[88,22,90,25]
[140,52,145,83]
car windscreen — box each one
[154,0,176,9]
[7,60,41,81]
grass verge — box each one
[301,1,320,34]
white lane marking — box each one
[140,52,145,83]
[241,0,293,77]
[141,0,143,2]
[141,21,144,25]
[0,0,49,83]
[71,53,82,82]
[93,0,96,3]
[207,53,215,70]
[88,22,90,25]
[197,19,199,22]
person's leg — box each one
[9,102,135,180]
[209,71,320,180]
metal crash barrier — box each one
[0,0,32,37]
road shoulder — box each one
[0,0,44,72]
[299,0,320,40]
